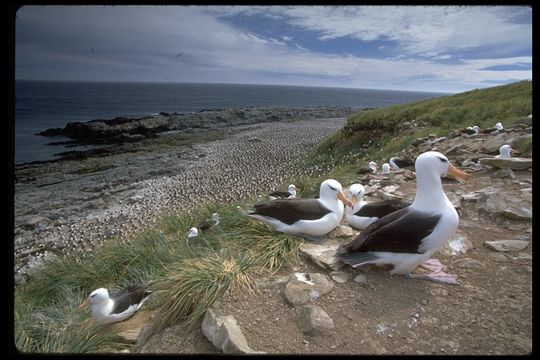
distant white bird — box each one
[84,285,152,324]
[483,122,504,135]
[381,163,391,174]
[389,157,415,170]
[269,184,298,200]
[187,227,199,242]
[462,125,480,136]
[495,144,512,158]
[357,161,377,175]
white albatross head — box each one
[319,179,353,209]
[381,163,391,174]
[347,183,366,208]
[497,144,512,158]
[187,227,199,238]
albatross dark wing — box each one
[250,199,331,225]
[268,190,293,198]
[350,208,441,254]
[354,200,410,218]
[110,285,151,315]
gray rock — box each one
[284,273,334,306]
[477,193,532,221]
[296,305,334,334]
[485,240,529,252]
[299,242,344,271]
[327,225,355,238]
[353,273,369,287]
[480,133,517,153]
[491,168,515,179]
[201,309,263,354]
[479,157,533,170]
[450,258,484,269]
[329,271,349,284]
[441,234,474,256]
[446,192,462,209]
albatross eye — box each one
[328,186,337,191]
[437,157,448,163]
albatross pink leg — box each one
[406,270,459,285]
[404,259,459,285]
[418,258,445,272]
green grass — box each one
[14,80,532,353]
[314,80,531,168]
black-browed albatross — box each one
[345,183,409,230]
[84,285,152,324]
[245,179,353,242]
[269,184,298,200]
[389,156,415,170]
[338,151,471,284]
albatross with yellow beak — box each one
[338,151,471,285]
[245,179,353,242]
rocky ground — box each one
[136,124,532,355]
[14,116,348,284]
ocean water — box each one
[14,80,447,164]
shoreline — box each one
[14,117,348,284]
[19,105,357,165]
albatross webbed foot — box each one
[405,270,459,285]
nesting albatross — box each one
[84,285,152,324]
[389,156,415,170]
[345,183,409,230]
[245,179,353,242]
[338,151,471,285]
[269,184,298,200]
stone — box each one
[354,273,368,287]
[450,258,484,269]
[329,271,349,283]
[296,305,334,334]
[327,225,355,238]
[485,240,529,252]
[477,193,532,221]
[479,157,533,170]
[284,273,334,306]
[299,242,344,271]
[491,168,515,179]
[441,234,474,256]
[201,309,263,354]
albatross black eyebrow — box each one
[328,185,337,191]
[437,157,448,163]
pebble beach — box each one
[14,117,347,284]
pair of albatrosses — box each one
[246,151,471,285]
[338,151,471,285]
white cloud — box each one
[15,5,532,93]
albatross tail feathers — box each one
[337,245,379,267]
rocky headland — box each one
[15,106,356,284]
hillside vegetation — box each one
[312,80,532,178]
[14,80,532,353]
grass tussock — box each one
[147,251,257,336]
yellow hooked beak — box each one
[338,190,354,209]
[79,299,89,310]
[448,162,471,182]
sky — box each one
[14,5,532,93]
